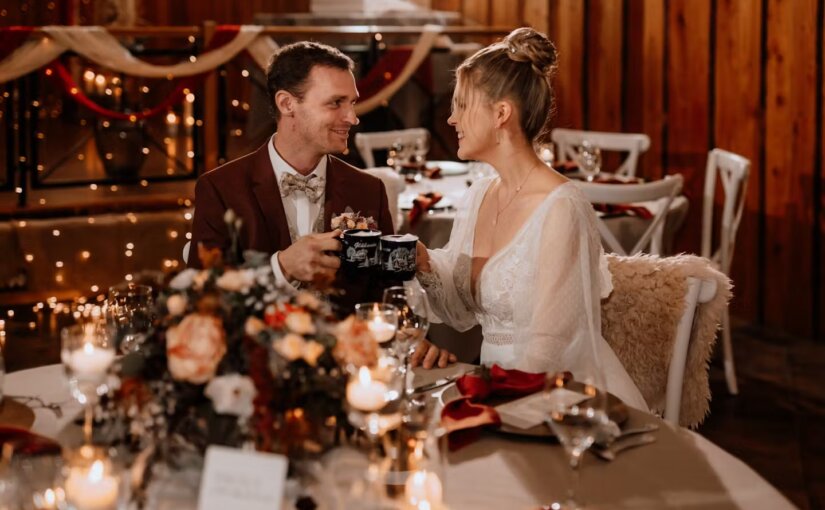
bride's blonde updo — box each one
[455,27,558,145]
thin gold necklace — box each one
[493,162,541,226]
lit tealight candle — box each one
[63,342,115,378]
[367,315,396,343]
[404,470,444,509]
[347,366,388,412]
[65,459,119,510]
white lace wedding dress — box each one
[418,177,648,410]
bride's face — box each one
[447,76,497,161]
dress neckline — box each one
[469,179,575,303]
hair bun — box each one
[504,27,558,76]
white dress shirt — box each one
[267,134,327,288]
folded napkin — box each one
[0,426,62,456]
[408,191,443,227]
[593,203,654,219]
[441,365,569,450]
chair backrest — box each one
[575,174,683,256]
[701,148,750,275]
[551,128,651,177]
[354,128,429,168]
[601,253,731,427]
[359,167,406,232]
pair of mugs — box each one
[340,230,418,281]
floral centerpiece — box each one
[105,214,381,481]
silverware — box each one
[591,433,657,461]
[412,373,465,393]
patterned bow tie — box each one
[279,173,325,203]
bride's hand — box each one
[416,241,432,273]
[410,339,457,369]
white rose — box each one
[170,269,198,290]
[216,269,255,293]
[285,310,316,335]
[166,294,187,316]
[274,333,306,361]
[205,374,256,418]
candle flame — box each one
[89,460,104,482]
[358,366,372,385]
[83,342,94,354]
[44,488,56,504]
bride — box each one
[411,27,647,410]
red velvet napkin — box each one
[408,191,443,227]
[554,160,579,174]
[423,165,442,179]
[0,426,62,456]
[441,365,558,450]
[593,203,654,219]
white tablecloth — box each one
[5,365,795,510]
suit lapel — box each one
[251,142,292,251]
[324,155,348,231]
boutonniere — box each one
[331,206,378,230]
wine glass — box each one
[381,284,430,395]
[576,141,601,182]
[106,283,153,354]
[61,323,116,445]
[412,133,430,181]
[542,368,609,509]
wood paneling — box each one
[462,0,491,25]
[665,0,712,253]
[764,0,819,337]
[547,0,585,130]
[523,0,549,35]
[820,0,825,334]
[491,0,520,28]
[714,0,763,322]
[586,0,623,132]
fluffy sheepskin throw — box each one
[602,253,732,428]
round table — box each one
[5,365,796,510]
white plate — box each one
[398,195,454,211]
[426,160,469,176]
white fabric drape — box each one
[354,24,441,115]
[0,36,64,84]
[43,25,263,78]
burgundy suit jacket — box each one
[188,141,394,268]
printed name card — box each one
[496,388,590,429]
[198,445,288,510]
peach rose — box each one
[166,294,188,316]
[285,310,316,335]
[167,314,226,384]
[244,316,267,337]
[216,269,255,293]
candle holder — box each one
[345,356,404,506]
[14,453,66,510]
[61,324,116,445]
[62,445,128,510]
[354,303,399,348]
[106,283,153,354]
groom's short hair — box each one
[266,41,354,124]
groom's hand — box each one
[410,339,457,369]
[277,230,342,282]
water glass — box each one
[106,283,153,354]
[576,141,602,182]
[381,284,430,394]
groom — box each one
[188,41,394,294]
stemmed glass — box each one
[381,284,430,396]
[106,283,153,354]
[543,366,609,509]
[354,303,399,350]
[576,141,602,182]
[61,323,116,445]
[412,133,430,181]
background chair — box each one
[354,127,429,168]
[360,167,406,232]
[701,148,751,395]
[575,174,683,256]
[551,128,651,177]
[602,253,732,427]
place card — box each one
[496,388,589,429]
[198,445,288,510]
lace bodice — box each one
[418,176,648,410]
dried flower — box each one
[167,314,227,384]
[205,374,257,418]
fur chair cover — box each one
[602,253,732,427]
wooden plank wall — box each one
[439,0,825,340]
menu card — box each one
[198,446,288,510]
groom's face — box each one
[291,65,360,156]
